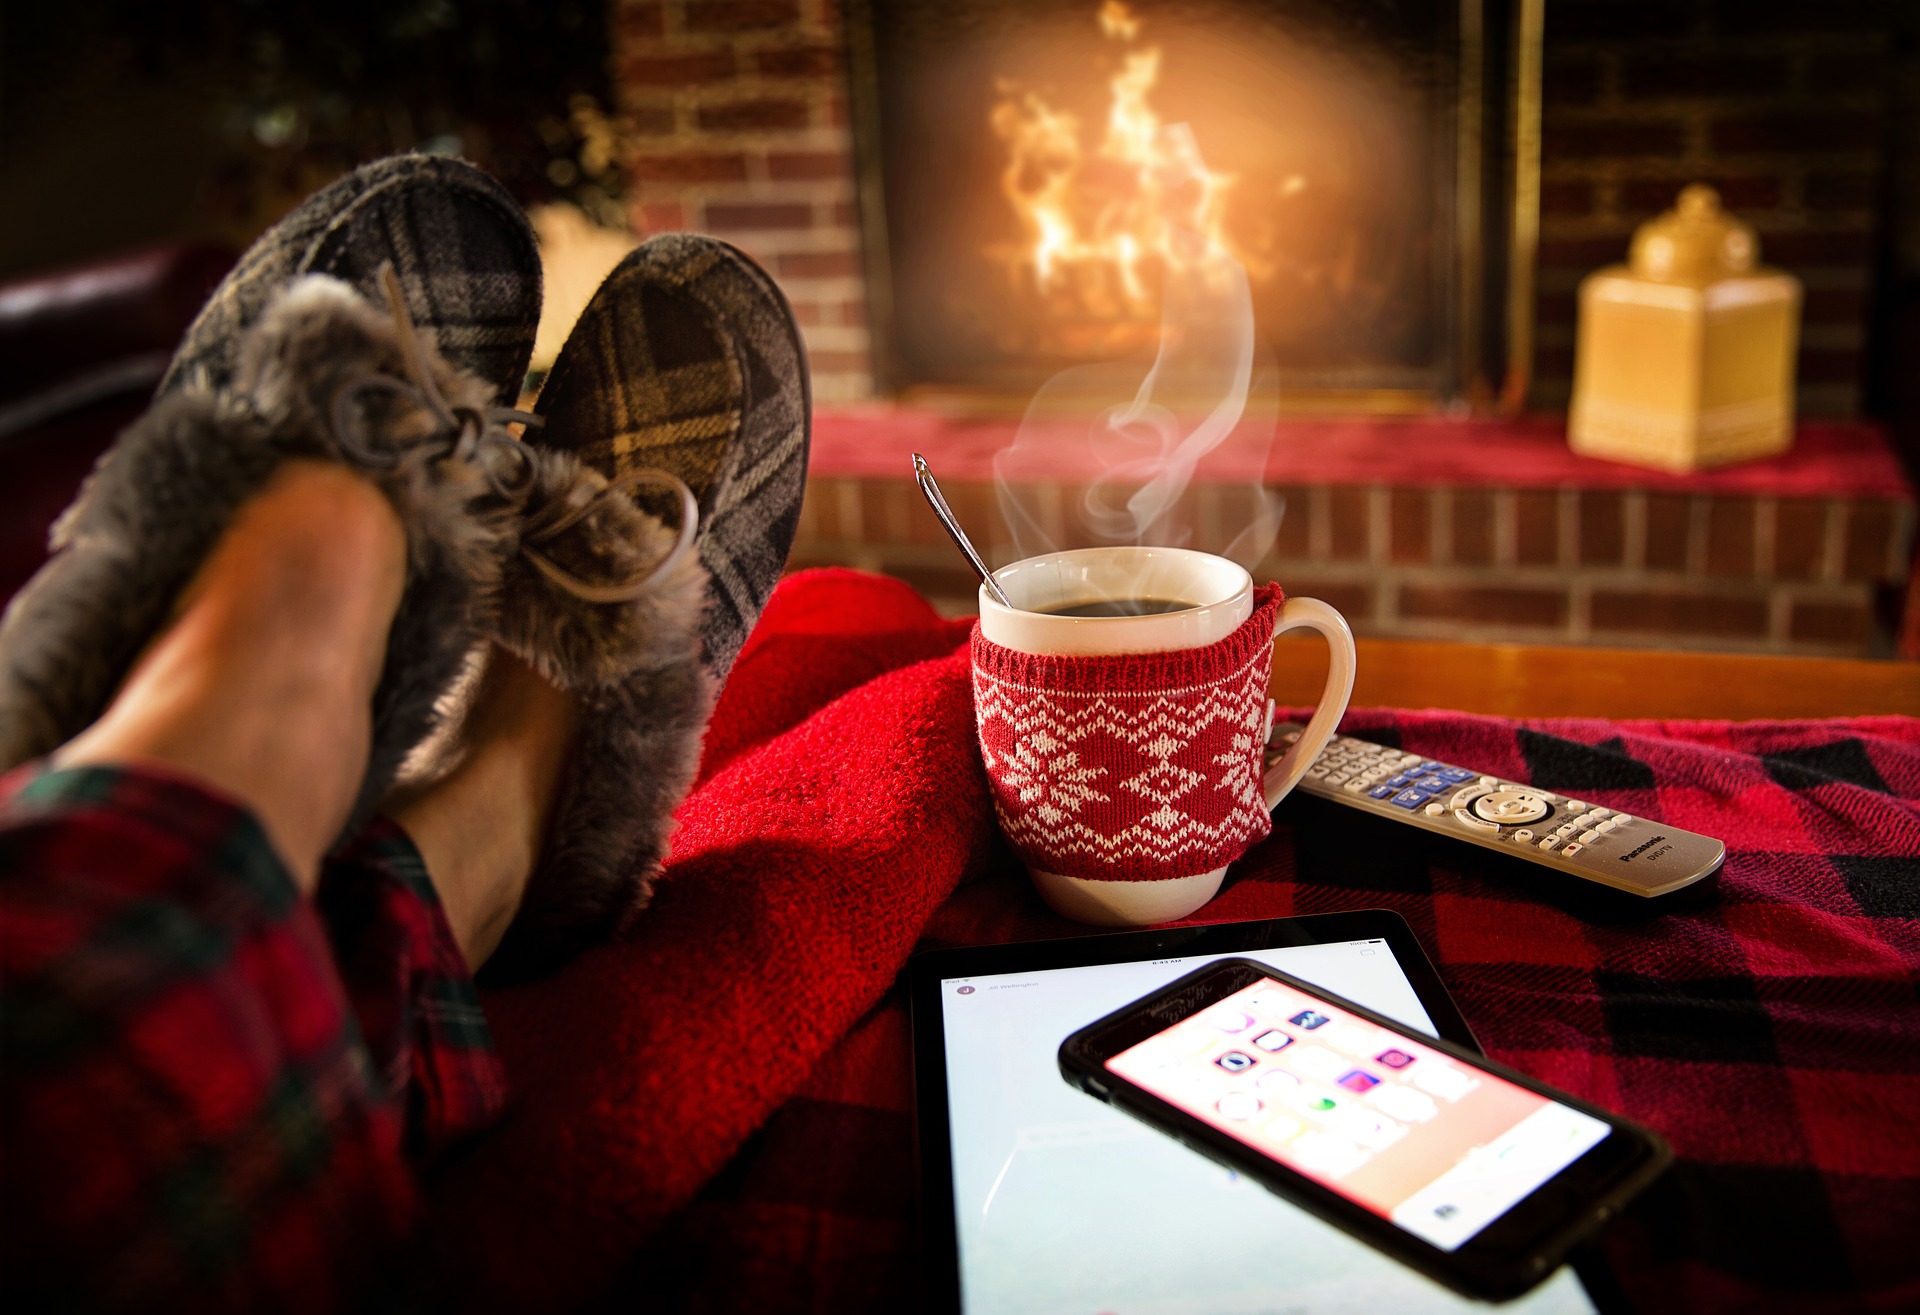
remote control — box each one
[1268,722,1724,897]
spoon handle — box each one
[913,453,1015,609]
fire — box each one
[991,1,1244,324]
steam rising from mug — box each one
[992,125,1284,574]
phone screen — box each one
[1107,974,1613,1252]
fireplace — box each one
[846,0,1542,410]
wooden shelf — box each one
[1270,635,1920,721]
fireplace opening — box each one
[849,0,1536,410]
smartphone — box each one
[1057,957,1670,1301]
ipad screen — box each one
[939,937,1595,1314]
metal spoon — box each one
[912,452,1016,609]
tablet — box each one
[910,911,1602,1314]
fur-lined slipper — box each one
[0,271,563,838]
[479,234,809,976]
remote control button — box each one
[1562,842,1583,856]
[1385,773,1413,789]
[1425,802,1446,817]
[1471,789,1552,826]
[1613,814,1634,825]
[1539,836,1561,850]
[1596,817,1618,833]
[1345,779,1368,792]
[1327,772,1350,785]
[1438,768,1475,783]
[1307,766,1329,780]
[1453,808,1501,832]
[1368,784,1396,799]
[1554,823,1580,839]
[1415,774,1449,792]
[1565,800,1586,812]
[1396,753,1422,768]
[1578,829,1600,844]
[1585,807,1612,821]
[1513,829,1535,843]
[1449,785,1490,810]
[1479,775,1499,788]
[1390,789,1430,809]
[1281,730,1301,744]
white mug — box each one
[976,546,1356,926]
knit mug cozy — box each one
[973,583,1285,888]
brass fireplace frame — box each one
[844,0,1543,415]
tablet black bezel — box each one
[907,910,1493,1314]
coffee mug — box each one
[971,546,1355,926]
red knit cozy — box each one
[971,583,1284,882]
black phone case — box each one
[1058,957,1672,1302]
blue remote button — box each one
[1418,761,1445,773]
[1368,784,1396,799]
[1390,788,1431,809]
[1385,773,1413,788]
[1415,774,1449,791]
[1439,767,1475,782]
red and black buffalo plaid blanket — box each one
[436,569,1920,1314]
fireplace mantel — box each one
[795,409,1914,656]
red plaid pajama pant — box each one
[0,763,508,1311]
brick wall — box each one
[611,0,869,400]
[1534,0,1894,418]
[793,473,1913,655]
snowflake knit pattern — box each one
[971,583,1284,883]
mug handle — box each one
[1261,597,1358,810]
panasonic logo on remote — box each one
[1620,835,1667,861]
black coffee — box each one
[1040,598,1195,618]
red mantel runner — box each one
[811,406,1912,501]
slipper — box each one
[0,155,543,838]
[0,269,551,839]
[482,233,810,975]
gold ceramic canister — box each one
[1569,184,1801,471]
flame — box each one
[991,2,1243,322]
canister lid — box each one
[1627,185,1760,287]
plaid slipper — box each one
[482,233,809,975]
[0,154,544,839]
[163,153,541,400]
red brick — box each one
[1645,494,1690,571]
[1797,349,1864,386]
[766,150,851,181]
[776,249,863,279]
[1549,0,1695,41]
[832,199,860,227]
[1622,175,1781,214]
[836,297,867,327]
[1269,485,1313,559]
[1545,54,1603,105]
[618,3,666,40]
[697,98,811,132]
[1843,501,1899,581]
[1705,499,1757,578]
[1579,491,1625,566]
[1256,573,1372,623]
[1540,181,1595,217]
[1763,231,1876,265]
[1388,489,1431,564]
[1590,589,1768,638]
[1771,499,1829,579]
[1788,599,1872,646]
[637,200,687,233]
[1515,491,1559,566]
[1401,585,1568,628]
[704,201,815,230]
[1545,120,1687,160]
[621,50,737,86]
[789,299,825,327]
[1804,171,1879,211]
[825,94,850,128]
[629,152,749,183]
[1711,113,1884,155]
[755,43,841,78]
[1452,489,1496,565]
[623,105,679,137]
[1327,488,1370,561]
[684,0,801,33]
[1620,55,1790,98]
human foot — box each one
[57,461,406,886]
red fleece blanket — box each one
[440,570,1920,1314]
